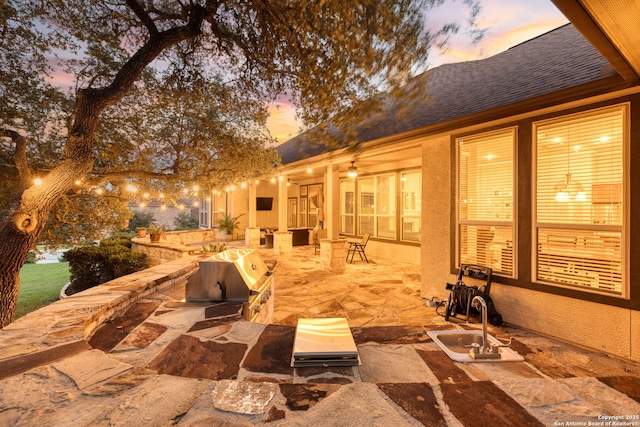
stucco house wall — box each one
[418,92,640,361]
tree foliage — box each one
[0,0,476,327]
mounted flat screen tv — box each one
[256,197,273,211]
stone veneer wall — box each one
[132,229,220,266]
[320,240,347,272]
[0,256,200,362]
[159,229,218,245]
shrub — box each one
[202,242,226,253]
[100,233,134,249]
[128,210,156,230]
[174,211,199,230]
[63,238,148,295]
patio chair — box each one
[346,233,370,264]
[312,228,326,255]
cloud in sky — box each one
[266,98,300,144]
[425,0,569,68]
[268,0,569,143]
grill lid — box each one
[208,248,268,291]
[185,248,272,302]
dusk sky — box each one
[47,1,569,145]
[266,0,569,143]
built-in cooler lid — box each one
[291,318,360,367]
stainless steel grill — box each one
[185,248,275,323]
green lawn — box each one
[16,262,71,320]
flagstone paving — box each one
[1,245,640,426]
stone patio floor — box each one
[1,245,640,426]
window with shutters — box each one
[457,128,515,276]
[534,104,626,296]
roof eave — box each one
[552,0,640,82]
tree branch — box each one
[67,3,218,161]
[125,0,158,36]
[0,129,32,188]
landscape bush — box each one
[174,211,199,230]
[63,237,148,295]
[101,232,135,249]
[128,210,156,231]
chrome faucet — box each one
[461,295,512,359]
[471,296,490,353]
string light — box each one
[102,178,277,209]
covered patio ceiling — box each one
[282,144,423,184]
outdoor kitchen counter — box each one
[1,246,640,426]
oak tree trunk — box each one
[0,157,94,327]
[0,14,203,328]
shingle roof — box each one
[277,24,613,164]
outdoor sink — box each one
[428,330,524,363]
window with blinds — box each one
[457,128,515,276]
[534,104,626,295]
